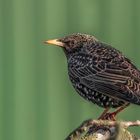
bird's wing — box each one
[69,53,140,105]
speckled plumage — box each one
[58,33,140,108]
[45,33,140,115]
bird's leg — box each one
[109,103,129,117]
[101,103,130,121]
[98,107,110,120]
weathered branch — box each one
[65,119,140,140]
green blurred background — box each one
[0,0,140,140]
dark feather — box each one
[68,42,140,106]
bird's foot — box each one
[100,112,116,121]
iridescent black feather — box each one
[58,33,140,108]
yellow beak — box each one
[44,39,64,47]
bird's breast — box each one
[67,57,125,108]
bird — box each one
[44,33,140,120]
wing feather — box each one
[69,51,140,105]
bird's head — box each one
[44,33,98,55]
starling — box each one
[44,33,140,120]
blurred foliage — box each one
[0,0,140,140]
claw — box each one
[100,112,116,121]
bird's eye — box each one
[65,40,75,46]
[70,40,75,46]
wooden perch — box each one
[65,119,140,140]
